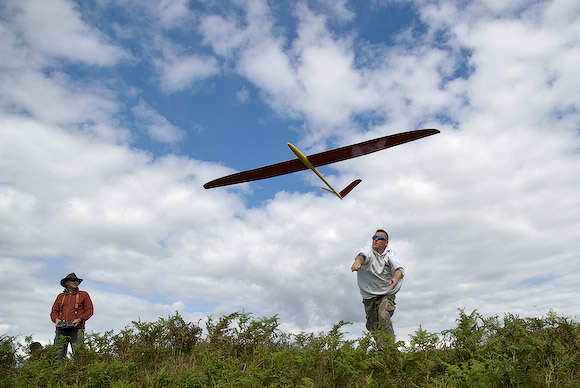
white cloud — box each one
[153,53,220,93]
[131,99,186,143]
[0,70,120,126]
[236,87,250,103]
[3,0,128,66]
[151,37,220,93]
[155,0,195,28]
[198,1,467,144]
[314,0,355,23]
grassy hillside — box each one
[1,309,579,387]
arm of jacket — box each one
[77,291,94,322]
[50,293,65,323]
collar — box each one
[64,288,79,295]
[373,247,390,255]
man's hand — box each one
[351,254,364,271]
[72,318,82,327]
[389,268,403,289]
[54,318,62,327]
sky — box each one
[1,0,579,347]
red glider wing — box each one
[203,128,439,189]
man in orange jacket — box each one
[50,273,94,359]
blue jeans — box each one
[54,328,84,359]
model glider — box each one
[204,128,439,199]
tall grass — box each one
[1,309,579,387]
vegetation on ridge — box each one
[1,309,579,387]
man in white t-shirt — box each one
[351,229,404,337]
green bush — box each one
[0,335,18,369]
[1,310,579,388]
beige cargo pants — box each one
[363,294,396,337]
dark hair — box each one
[375,229,389,240]
[29,342,44,356]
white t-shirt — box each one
[356,245,405,299]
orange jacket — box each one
[50,290,93,329]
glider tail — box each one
[320,179,362,198]
[339,179,362,198]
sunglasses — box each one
[372,235,386,241]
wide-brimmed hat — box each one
[60,273,83,287]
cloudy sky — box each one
[1,0,579,346]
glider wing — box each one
[203,128,439,189]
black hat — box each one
[60,273,83,287]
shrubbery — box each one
[1,309,578,387]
